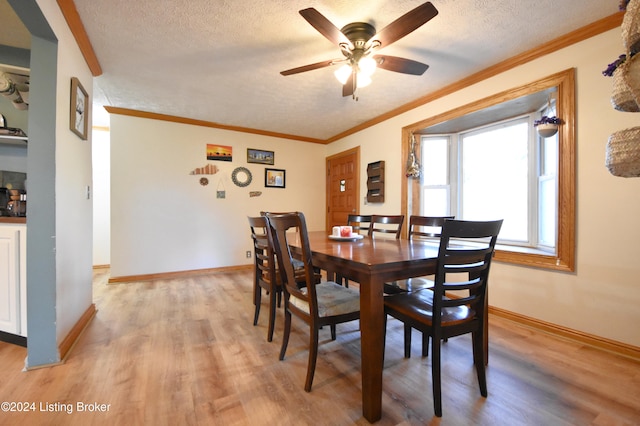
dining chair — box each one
[248,216,282,342]
[260,211,321,287]
[334,214,373,287]
[384,215,455,295]
[384,215,455,357]
[347,214,372,235]
[368,214,405,239]
[266,211,361,392]
[383,219,503,417]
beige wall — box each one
[92,128,110,266]
[328,28,640,347]
[109,115,326,278]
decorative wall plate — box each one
[199,177,209,186]
[231,166,252,187]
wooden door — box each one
[326,147,360,233]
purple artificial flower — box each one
[602,54,628,76]
[534,116,563,126]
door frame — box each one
[325,146,361,233]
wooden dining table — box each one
[289,231,440,423]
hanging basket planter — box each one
[612,60,640,111]
[534,116,562,138]
[622,0,640,54]
[536,123,559,138]
[622,53,640,107]
[603,53,639,111]
[606,127,640,177]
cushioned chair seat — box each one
[290,282,360,317]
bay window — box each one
[402,69,575,271]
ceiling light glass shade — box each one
[358,56,377,77]
[334,64,352,85]
[357,73,372,88]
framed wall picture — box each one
[265,168,286,188]
[247,148,274,165]
[70,77,89,140]
[206,144,233,161]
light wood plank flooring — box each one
[0,268,639,425]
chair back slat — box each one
[408,215,455,240]
[441,295,476,308]
[368,215,405,239]
[443,260,490,274]
[442,277,482,292]
[347,214,372,234]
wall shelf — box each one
[366,161,385,203]
[0,135,27,146]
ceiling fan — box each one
[280,2,438,98]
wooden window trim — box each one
[401,69,575,272]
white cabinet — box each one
[0,224,26,336]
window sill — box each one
[495,243,554,256]
[494,245,573,272]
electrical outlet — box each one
[246,250,252,258]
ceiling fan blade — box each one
[372,2,438,48]
[299,8,352,49]
[280,59,339,76]
[342,72,356,97]
[373,55,429,75]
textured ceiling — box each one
[1,1,621,141]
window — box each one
[537,102,558,250]
[421,136,450,217]
[421,113,556,253]
[402,69,575,271]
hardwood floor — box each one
[1,268,639,425]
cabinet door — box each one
[0,228,20,334]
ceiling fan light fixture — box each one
[334,64,352,85]
[358,56,377,77]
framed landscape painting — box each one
[247,148,274,165]
[207,144,232,161]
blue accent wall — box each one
[7,0,59,367]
